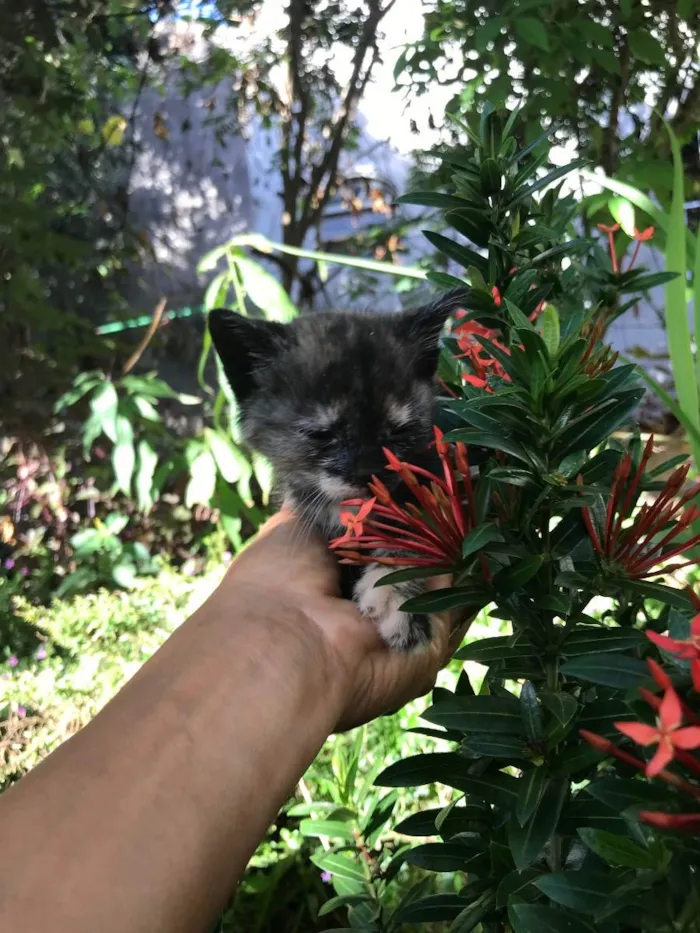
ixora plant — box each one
[304,106,700,932]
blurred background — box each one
[1,2,699,929]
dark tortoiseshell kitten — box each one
[209,291,463,650]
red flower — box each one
[335,497,377,544]
[647,614,700,691]
[491,285,502,307]
[640,811,700,832]
[628,225,655,270]
[598,223,620,273]
[581,435,700,579]
[453,319,510,391]
[615,688,700,777]
[330,428,476,569]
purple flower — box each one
[20,567,29,577]
[4,558,15,570]
[8,655,18,668]
[36,647,47,661]
[321,871,332,884]
[17,706,26,719]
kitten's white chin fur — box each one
[353,564,416,651]
[317,473,363,500]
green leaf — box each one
[560,653,647,688]
[373,565,452,587]
[496,868,540,908]
[135,439,158,511]
[204,428,248,483]
[311,853,366,884]
[450,892,496,932]
[89,381,119,444]
[494,554,543,589]
[509,903,598,933]
[185,449,217,508]
[540,304,560,357]
[463,735,527,759]
[559,798,629,836]
[577,828,656,869]
[423,230,489,276]
[395,894,468,923]
[507,161,587,210]
[299,819,357,841]
[422,694,523,735]
[561,627,646,656]
[405,842,475,872]
[534,871,617,914]
[540,693,578,732]
[394,805,489,838]
[520,681,544,744]
[585,777,668,812]
[578,699,635,737]
[456,636,536,664]
[397,191,467,209]
[399,586,488,614]
[629,30,666,65]
[318,894,374,918]
[612,577,695,611]
[508,779,567,870]
[461,523,504,559]
[608,196,636,237]
[514,16,550,50]
[516,767,548,826]
[112,414,135,496]
[443,429,533,465]
[474,16,504,52]
[111,563,137,588]
[235,256,298,322]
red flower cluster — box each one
[582,656,700,832]
[330,428,475,568]
[648,614,700,691]
[453,317,510,390]
[581,435,700,579]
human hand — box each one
[220,510,472,731]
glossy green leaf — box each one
[629,29,665,65]
[561,626,646,656]
[235,255,298,322]
[516,767,548,826]
[461,522,505,559]
[205,428,247,483]
[534,871,617,914]
[560,653,647,688]
[298,819,356,841]
[455,636,537,664]
[405,842,475,872]
[400,586,488,614]
[585,777,669,812]
[559,798,629,836]
[311,853,367,884]
[374,565,452,587]
[394,805,489,839]
[494,554,543,589]
[397,191,467,209]
[422,694,523,734]
[395,894,468,923]
[508,779,567,870]
[463,735,527,759]
[514,16,550,50]
[540,304,560,357]
[520,681,544,743]
[496,868,540,908]
[577,828,656,869]
[423,230,489,276]
[509,903,598,933]
[540,693,578,732]
[318,894,374,918]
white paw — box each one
[353,566,430,651]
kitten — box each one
[208,290,464,650]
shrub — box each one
[314,106,700,932]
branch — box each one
[298,0,396,232]
[122,297,167,375]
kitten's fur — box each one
[209,291,464,650]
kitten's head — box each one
[209,291,464,520]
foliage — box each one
[398,0,700,192]
[325,106,700,932]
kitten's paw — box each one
[353,565,431,651]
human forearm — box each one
[0,582,343,933]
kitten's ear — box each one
[208,308,289,403]
[399,288,468,379]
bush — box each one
[314,106,700,932]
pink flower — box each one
[16,706,26,719]
[8,655,18,668]
[615,688,700,777]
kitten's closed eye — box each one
[306,425,338,444]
